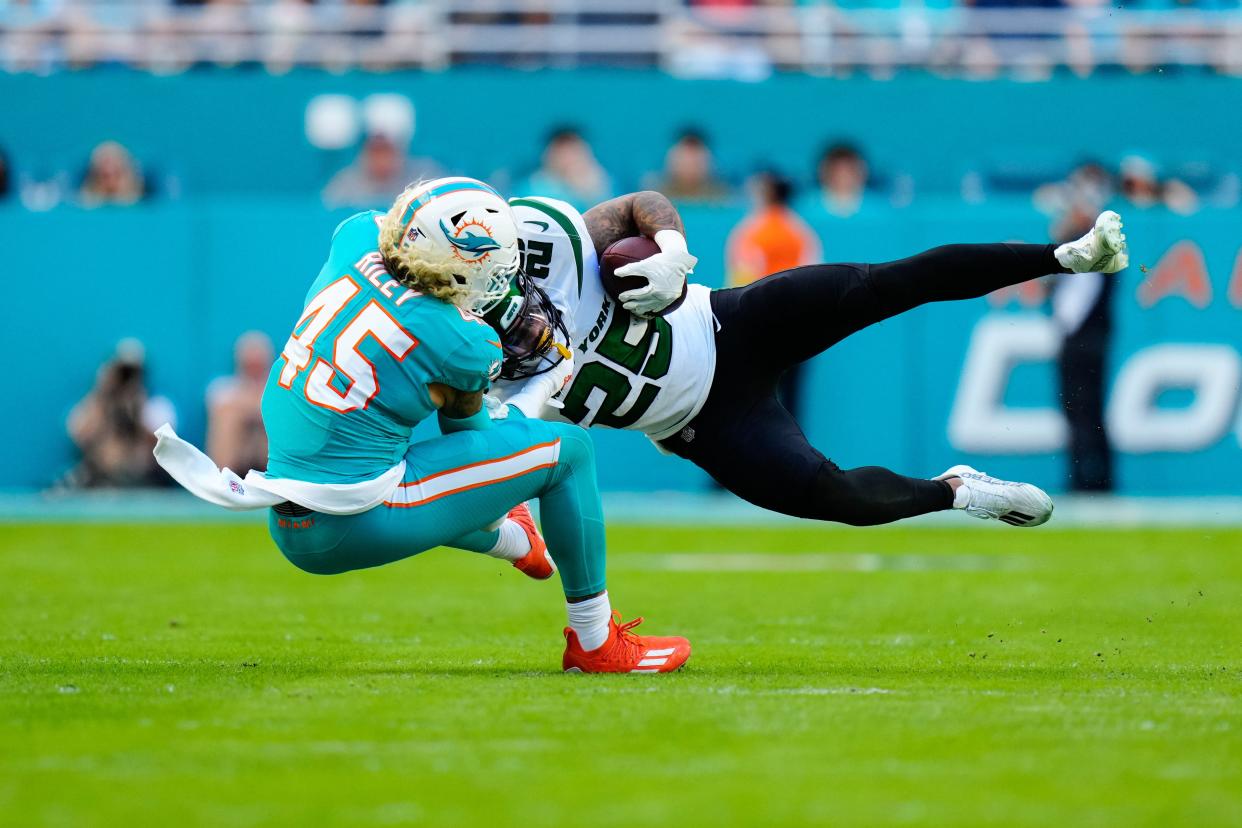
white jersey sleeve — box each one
[504,195,716,440]
[509,195,597,328]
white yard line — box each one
[1,489,1239,527]
[610,552,1023,573]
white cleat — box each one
[1054,210,1129,274]
[935,465,1054,527]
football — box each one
[599,235,689,316]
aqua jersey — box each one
[262,211,503,484]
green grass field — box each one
[2,521,1239,827]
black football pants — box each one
[659,243,1066,525]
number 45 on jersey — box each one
[277,276,418,413]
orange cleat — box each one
[562,611,691,674]
[508,503,555,581]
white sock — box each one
[567,592,612,652]
[485,519,531,562]
[952,481,971,509]
[1053,240,1075,271]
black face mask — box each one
[480,271,571,381]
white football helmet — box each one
[382,177,521,311]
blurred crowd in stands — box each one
[0,139,152,209]
[2,0,1240,76]
[4,122,1234,214]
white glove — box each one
[483,394,510,421]
[505,352,575,418]
[615,229,697,318]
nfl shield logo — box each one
[229,480,245,496]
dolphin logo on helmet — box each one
[439,219,503,259]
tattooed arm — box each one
[431,385,485,419]
[582,191,685,258]
[582,191,698,317]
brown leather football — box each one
[599,236,689,316]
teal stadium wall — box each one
[2,71,1240,494]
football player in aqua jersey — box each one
[481,190,1130,528]
[154,177,690,674]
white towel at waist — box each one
[152,423,405,515]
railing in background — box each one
[2,1,1241,76]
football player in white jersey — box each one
[482,190,1129,528]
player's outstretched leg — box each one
[934,465,1054,527]
[711,211,1129,372]
[671,395,1057,528]
[834,210,1127,357]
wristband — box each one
[653,229,688,255]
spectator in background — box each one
[1041,165,1116,493]
[645,128,732,204]
[79,141,145,207]
[66,339,176,488]
[206,331,272,474]
[804,142,869,219]
[323,132,443,208]
[524,127,611,209]
[726,171,821,421]
[1119,154,1198,215]
[1034,159,1113,218]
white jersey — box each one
[501,196,716,440]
